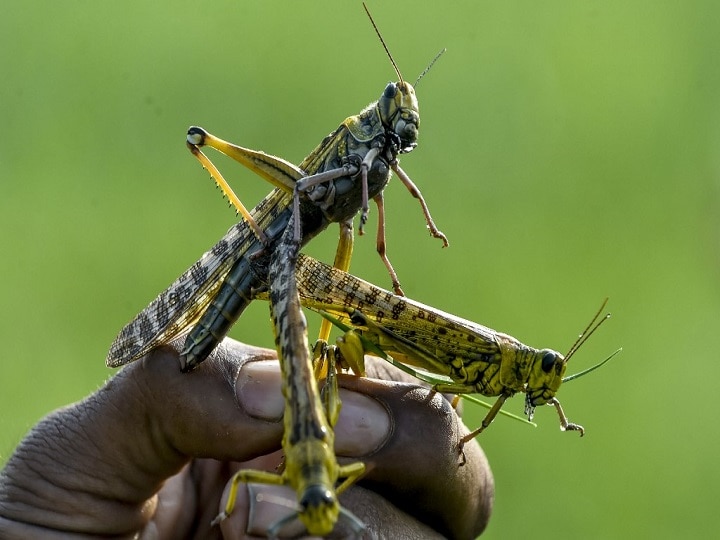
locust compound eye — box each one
[541,351,558,373]
[383,82,398,98]
[300,485,334,511]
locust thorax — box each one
[525,348,567,406]
[377,81,420,153]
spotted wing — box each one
[107,189,291,366]
[294,253,502,364]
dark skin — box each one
[0,339,494,539]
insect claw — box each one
[435,229,450,248]
[358,210,369,236]
[549,398,585,436]
[178,354,197,373]
[458,446,467,467]
[210,511,228,527]
[563,423,585,436]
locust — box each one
[106,4,447,372]
[287,253,618,445]
[210,213,366,536]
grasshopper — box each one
[288,253,617,444]
[106,4,447,372]
[210,213,366,536]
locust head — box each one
[298,484,340,536]
[283,440,341,535]
[378,81,420,153]
[525,299,617,435]
[364,4,444,155]
[525,348,567,406]
[528,299,613,408]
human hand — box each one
[0,338,493,539]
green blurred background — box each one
[2,1,718,538]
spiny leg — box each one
[321,344,341,428]
[186,137,269,246]
[312,339,330,381]
[313,329,366,382]
[334,328,367,377]
[323,345,366,533]
[187,126,303,192]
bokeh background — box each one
[2,1,718,538]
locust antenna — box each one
[255,492,301,512]
[415,48,446,87]
[563,348,622,383]
[563,298,611,364]
[363,2,404,84]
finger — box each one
[221,348,493,538]
[336,374,494,539]
[216,482,445,540]
[363,354,462,413]
[131,340,284,464]
[141,345,408,461]
[0,340,284,536]
[214,356,492,538]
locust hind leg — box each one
[186,129,269,246]
[391,162,449,248]
[187,126,305,193]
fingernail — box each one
[236,362,392,456]
[236,360,284,421]
[246,484,305,537]
[334,390,391,456]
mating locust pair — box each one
[107,4,615,537]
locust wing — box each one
[106,189,291,366]
[294,253,502,366]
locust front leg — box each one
[391,162,449,248]
[547,397,585,436]
[316,340,367,497]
